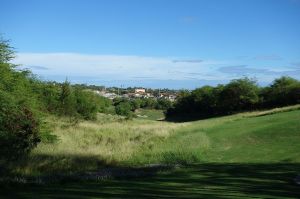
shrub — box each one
[0,92,40,161]
[59,80,76,116]
[115,101,133,117]
[262,76,300,107]
[219,78,259,113]
[74,88,98,120]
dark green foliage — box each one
[0,37,113,161]
[0,37,14,63]
[0,38,42,161]
[261,76,300,107]
[112,97,173,118]
[115,101,133,118]
[0,91,40,161]
[74,88,98,120]
[59,80,76,116]
[130,98,141,110]
[97,96,112,113]
[166,77,300,121]
[156,98,172,110]
[140,98,157,109]
[39,82,60,112]
[219,78,259,113]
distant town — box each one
[69,84,180,101]
[93,87,177,101]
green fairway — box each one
[1,106,300,198]
[2,163,300,198]
[135,109,165,120]
[131,106,300,164]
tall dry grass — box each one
[14,114,184,175]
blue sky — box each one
[1,0,300,89]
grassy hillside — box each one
[132,105,300,164]
[10,105,300,176]
[13,113,183,175]
[2,105,300,198]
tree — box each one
[262,76,300,107]
[115,101,133,118]
[191,85,219,116]
[0,37,14,63]
[0,92,40,161]
[156,98,172,110]
[219,78,259,113]
[74,88,98,120]
[130,98,141,111]
[59,80,76,116]
[0,38,40,162]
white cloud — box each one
[12,53,299,88]
[13,53,220,81]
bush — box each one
[219,78,259,113]
[0,92,40,161]
[74,88,98,120]
[156,98,172,110]
[262,76,300,107]
[166,77,300,121]
[115,101,134,118]
[59,80,76,116]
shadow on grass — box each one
[2,153,114,176]
[1,163,300,199]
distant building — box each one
[158,93,177,101]
[168,95,177,101]
[94,90,118,99]
[135,88,146,94]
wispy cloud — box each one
[13,53,217,81]
[13,53,299,87]
[179,16,197,24]
[172,59,203,63]
[131,76,155,79]
[218,65,300,77]
[26,65,49,70]
[253,54,282,61]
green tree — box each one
[219,78,259,113]
[0,37,14,63]
[74,88,98,120]
[115,101,133,117]
[130,98,141,111]
[59,80,76,116]
[262,76,300,107]
[0,38,41,162]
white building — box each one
[135,88,146,93]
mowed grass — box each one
[135,109,165,120]
[132,105,300,164]
[3,105,300,199]
[3,163,300,199]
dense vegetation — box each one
[113,97,172,118]
[166,77,300,121]
[0,38,111,163]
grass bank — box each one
[12,113,183,175]
[1,105,300,198]
[8,105,300,176]
[132,105,300,164]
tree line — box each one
[113,97,172,118]
[0,38,112,162]
[166,77,300,121]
